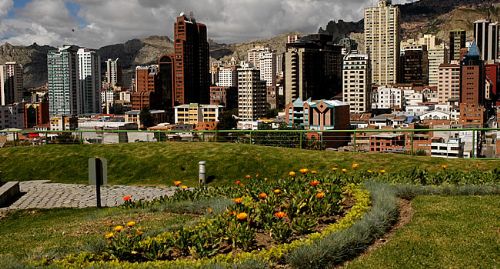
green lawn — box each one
[0,143,498,186]
[344,195,500,269]
[0,207,197,265]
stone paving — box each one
[2,180,176,210]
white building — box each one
[343,52,371,113]
[0,103,24,129]
[259,52,277,87]
[474,19,499,62]
[0,62,23,105]
[78,48,101,114]
[364,0,400,85]
[217,66,238,87]
[428,43,448,86]
[101,89,115,114]
[371,86,403,110]
[247,46,271,68]
[48,45,80,116]
[420,111,451,120]
[431,138,464,158]
[105,58,120,87]
[237,65,267,122]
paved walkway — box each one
[2,180,176,210]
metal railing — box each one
[2,127,500,159]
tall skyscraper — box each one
[364,0,400,85]
[343,52,371,113]
[247,46,271,68]
[173,13,210,106]
[428,43,448,86]
[259,51,277,87]
[474,19,499,62]
[449,30,466,62]
[237,64,267,121]
[105,58,122,87]
[437,63,460,103]
[47,45,80,116]
[77,48,101,114]
[0,62,23,105]
[460,42,485,106]
[399,45,429,85]
[284,34,343,105]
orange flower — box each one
[309,180,320,187]
[289,171,296,177]
[274,211,287,219]
[235,180,241,185]
[273,189,281,194]
[236,212,248,221]
[258,192,268,199]
[173,181,182,187]
[351,163,359,169]
[316,192,325,199]
[245,175,252,179]
[123,195,132,202]
[233,198,243,204]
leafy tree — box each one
[139,107,154,129]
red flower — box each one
[123,195,132,202]
[309,180,320,187]
[235,180,241,185]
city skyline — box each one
[0,0,416,48]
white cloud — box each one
[0,0,13,17]
[0,0,418,48]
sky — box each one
[0,0,417,48]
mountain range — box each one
[0,0,498,89]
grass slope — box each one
[0,207,197,264]
[344,195,500,268]
[0,143,499,186]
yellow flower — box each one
[311,170,318,174]
[299,168,309,174]
[331,167,338,171]
[126,221,136,227]
[342,168,347,173]
[181,185,188,190]
[379,169,386,174]
[351,163,359,169]
[289,171,296,177]
[236,212,248,221]
[273,189,281,194]
[367,170,373,173]
[105,232,114,239]
[173,181,182,186]
[136,230,144,236]
[114,225,124,232]
[441,164,448,169]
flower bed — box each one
[52,170,371,268]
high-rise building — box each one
[428,43,448,86]
[173,13,210,106]
[460,42,485,106]
[343,52,371,113]
[131,65,159,110]
[284,34,343,105]
[217,66,238,87]
[400,44,429,85]
[158,55,174,111]
[47,45,80,116]
[437,63,460,103]
[485,63,499,104]
[105,58,122,87]
[77,48,101,114]
[259,51,277,87]
[449,30,466,62]
[474,19,499,62]
[364,0,400,85]
[0,62,23,105]
[247,46,271,69]
[237,65,267,121]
